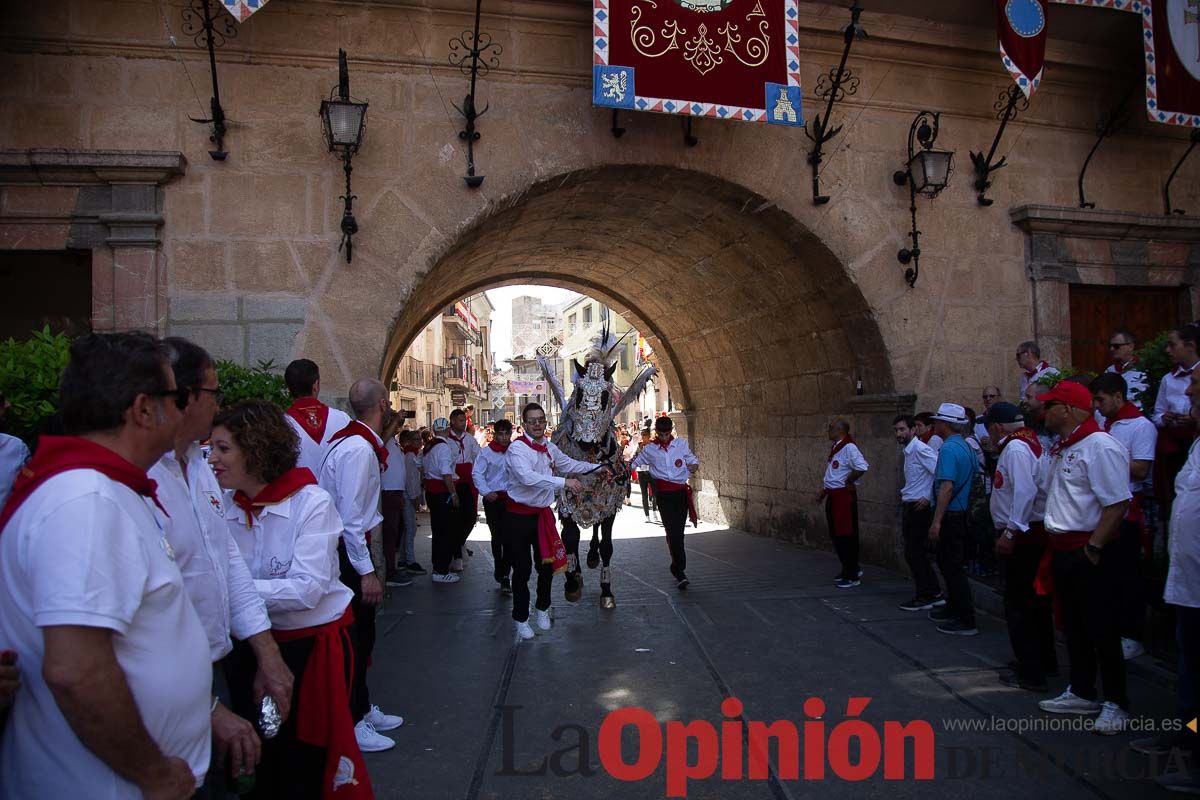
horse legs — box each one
[586,524,601,569]
[599,515,617,610]
[560,517,583,602]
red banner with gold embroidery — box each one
[593,0,803,125]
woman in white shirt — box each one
[209,401,371,800]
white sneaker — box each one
[535,608,552,631]
[450,557,464,572]
[1093,701,1131,735]
[1122,638,1145,660]
[1038,687,1103,715]
[430,572,461,584]
[515,620,535,640]
[354,720,396,752]
[364,704,403,732]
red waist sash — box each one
[424,478,451,494]
[655,479,698,525]
[823,486,857,538]
[271,606,372,799]
[506,500,567,574]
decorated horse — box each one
[537,331,655,609]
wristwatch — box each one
[1003,530,1016,541]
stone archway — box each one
[383,165,904,557]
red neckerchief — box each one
[1112,357,1138,374]
[516,435,549,454]
[329,420,388,470]
[231,467,317,526]
[488,440,509,454]
[1000,427,1043,459]
[285,397,329,444]
[654,435,674,451]
[422,436,446,456]
[1175,361,1198,379]
[1103,401,1144,432]
[828,435,855,463]
[0,436,167,533]
[448,431,468,457]
[1025,360,1050,378]
[1050,416,1102,457]
[919,429,933,444]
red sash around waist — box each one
[506,500,567,574]
[655,479,698,525]
[271,606,372,799]
[823,486,857,538]
[455,463,474,484]
[424,478,451,494]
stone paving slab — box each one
[360,491,1183,800]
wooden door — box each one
[1068,285,1189,373]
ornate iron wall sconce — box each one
[1078,88,1132,209]
[319,50,369,263]
[449,0,502,188]
[968,85,1029,206]
[804,1,866,205]
[892,111,953,288]
[1164,129,1200,216]
[181,0,236,160]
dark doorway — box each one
[0,250,92,340]
[1069,284,1190,373]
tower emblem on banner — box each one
[593,0,804,125]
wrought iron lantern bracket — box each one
[181,0,236,161]
[1077,88,1133,209]
[1163,128,1200,216]
[892,111,952,288]
[319,50,369,263]
[804,1,865,205]
[449,0,503,188]
[968,85,1029,207]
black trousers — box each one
[1002,531,1056,682]
[429,490,456,574]
[506,511,553,622]
[935,511,974,625]
[227,625,354,800]
[454,483,477,557]
[1052,547,1128,708]
[901,502,939,598]
[657,489,689,577]
[638,471,656,515]
[1113,518,1145,642]
[1176,605,1200,756]
[824,494,860,578]
[338,543,373,723]
[482,497,510,581]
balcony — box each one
[443,302,481,345]
[397,357,445,391]
[444,356,476,394]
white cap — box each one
[432,417,450,431]
[930,402,970,424]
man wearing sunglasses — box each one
[1103,329,1148,410]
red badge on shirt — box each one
[674,458,683,467]
[832,460,840,469]
[993,472,1004,490]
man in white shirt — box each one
[504,403,601,640]
[1132,368,1200,792]
[1016,340,1060,400]
[627,416,700,590]
[399,429,425,574]
[447,408,482,572]
[283,359,352,476]
[1090,372,1157,662]
[0,396,29,510]
[814,418,869,589]
[152,338,294,794]
[1154,323,1200,517]
[423,418,461,583]
[318,378,401,754]
[1104,329,1148,409]
[913,412,943,453]
[380,415,413,589]
[0,331,210,799]
[473,418,513,592]
[893,415,941,611]
[985,402,1055,692]
[1034,381,1131,734]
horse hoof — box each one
[600,594,616,610]
[587,550,600,569]
[566,586,583,603]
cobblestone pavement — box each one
[363,487,1181,799]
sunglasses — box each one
[152,388,191,411]
[982,393,999,399]
[1108,342,1131,349]
[197,387,225,405]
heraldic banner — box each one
[593,0,804,125]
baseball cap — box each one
[1036,381,1092,412]
[983,402,1023,426]
[432,417,450,431]
[930,402,970,424]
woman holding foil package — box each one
[209,401,373,799]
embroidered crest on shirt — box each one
[334,756,359,789]
[268,556,292,576]
[993,471,1004,489]
[832,460,840,469]
[205,491,223,515]
[675,458,683,467]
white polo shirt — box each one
[447,431,481,466]
[0,470,212,795]
[628,436,699,483]
[1105,414,1157,493]
[318,430,384,576]
[990,435,1046,532]
[900,436,937,502]
[150,444,270,661]
[222,484,352,631]
[423,439,456,483]
[822,439,869,490]
[1106,362,1149,409]
[286,405,352,477]
[1043,428,1132,534]
[0,432,30,510]
[505,437,597,509]
[472,445,510,497]
[1019,361,1060,400]
[381,438,407,492]
[1166,439,1200,609]
[1153,362,1199,427]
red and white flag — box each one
[1146,0,1200,126]
[996,0,1050,97]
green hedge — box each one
[214,359,290,409]
[0,327,71,445]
